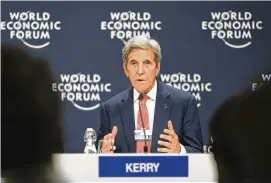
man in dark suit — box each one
[97,36,203,153]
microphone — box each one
[138,93,148,153]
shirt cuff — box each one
[180,144,187,154]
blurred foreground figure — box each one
[1,45,65,182]
[210,82,271,183]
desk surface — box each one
[53,154,217,182]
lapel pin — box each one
[162,105,168,110]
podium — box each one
[53,154,217,182]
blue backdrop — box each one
[1,1,270,153]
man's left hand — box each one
[157,120,181,153]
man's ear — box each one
[156,62,161,76]
[123,63,128,77]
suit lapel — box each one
[120,87,136,152]
[151,81,172,153]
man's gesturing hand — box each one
[157,121,181,153]
[100,126,118,153]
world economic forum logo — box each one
[252,73,271,91]
[1,11,61,49]
[101,11,162,44]
[52,73,112,111]
[160,72,212,107]
[202,11,263,49]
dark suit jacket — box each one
[97,81,203,153]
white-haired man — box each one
[97,36,203,153]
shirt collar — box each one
[133,80,157,102]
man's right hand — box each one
[101,126,118,153]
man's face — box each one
[124,48,160,94]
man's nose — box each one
[137,63,144,75]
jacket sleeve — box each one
[182,95,203,152]
[96,103,111,148]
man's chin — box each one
[133,86,149,94]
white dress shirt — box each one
[133,80,186,153]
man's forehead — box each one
[129,48,153,53]
[127,49,155,61]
